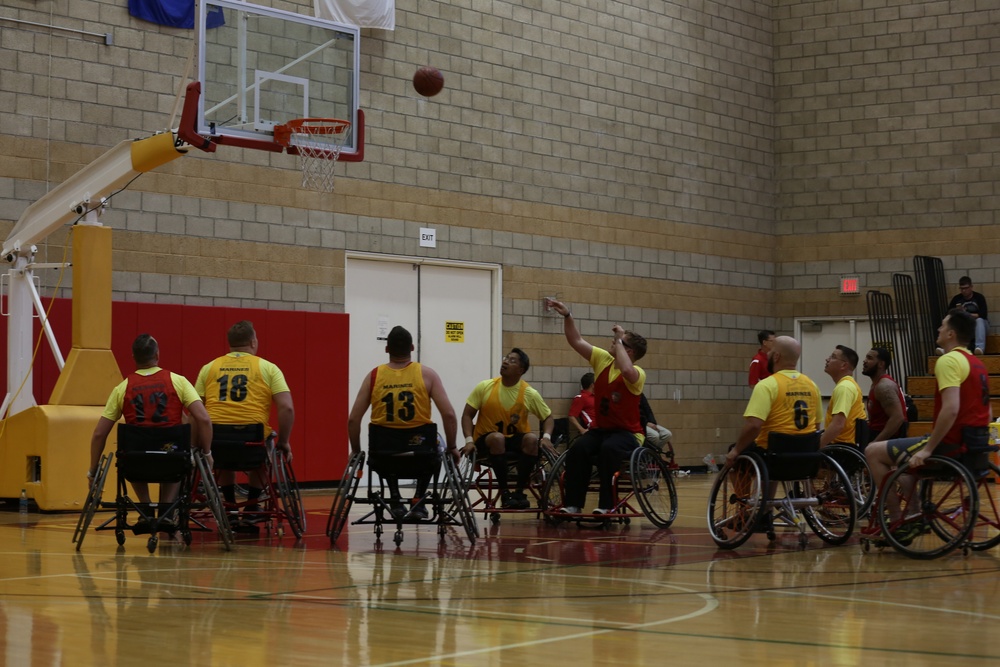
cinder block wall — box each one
[772,0,999,322]
[1,0,996,466]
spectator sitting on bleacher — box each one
[946,276,988,355]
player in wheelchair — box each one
[818,345,875,517]
[76,334,217,553]
[708,335,856,548]
[542,299,678,526]
[461,347,556,515]
[328,325,477,546]
[862,309,992,558]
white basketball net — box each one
[289,133,345,193]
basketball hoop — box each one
[274,118,352,193]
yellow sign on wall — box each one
[445,321,464,343]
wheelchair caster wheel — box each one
[490,512,501,525]
[115,530,126,546]
[375,524,383,538]
[182,530,192,546]
[861,539,870,553]
[147,536,158,553]
[766,531,776,542]
[623,516,631,526]
[278,526,284,538]
[394,530,403,546]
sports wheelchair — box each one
[707,431,857,549]
[823,419,875,518]
[460,439,560,526]
[540,438,678,528]
[73,423,232,553]
[199,423,306,539]
[326,423,478,547]
[861,428,999,558]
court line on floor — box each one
[368,585,719,667]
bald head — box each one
[770,336,801,371]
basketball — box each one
[413,66,445,97]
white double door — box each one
[345,254,500,456]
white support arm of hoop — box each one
[24,263,66,372]
[1,132,187,262]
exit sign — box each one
[840,275,860,295]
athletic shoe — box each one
[975,347,984,356]
[558,506,580,514]
[157,518,178,535]
[410,502,429,520]
[501,491,530,509]
[131,518,152,535]
[504,491,531,510]
[592,508,613,515]
[389,502,407,521]
[755,511,774,533]
[242,504,265,523]
[891,521,927,546]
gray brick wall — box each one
[2,0,998,464]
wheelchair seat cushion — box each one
[764,431,822,481]
[210,423,269,470]
[369,423,440,479]
[212,423,266,444]
[369,423,439,457]
[116,423,191,483]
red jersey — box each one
[867,373,908,437]
[121,369,184,426]
[593,365,642,433]
[934,349,990,448]
[568,391,595,429]
[748,349,770,386]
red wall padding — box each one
[1,298,349,483]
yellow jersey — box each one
[744,370,821,448]
[467,377,551,441]
[196,352,289,434]
[369,362,433,428]
[824,375,867,444]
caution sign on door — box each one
[445,321,464,343]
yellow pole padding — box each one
[130,132,188,173]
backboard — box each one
[195,0,361,158]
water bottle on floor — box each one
[703,454,719,473]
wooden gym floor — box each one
[1,475,998,666]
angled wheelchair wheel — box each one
[443,454,478,543]
[630,446,678,528]
[707,454,766,549]
[529,447,557,505]
[879,456,977,559]
[540,450,569,517]
[274,450,305,538]
[73,454,113,551]
[799,454,856,545]
[824,444,874,518]
[456,450,476,489]
[970,463,1000,551]
[195,451,233,551]
[327,451,365,545]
